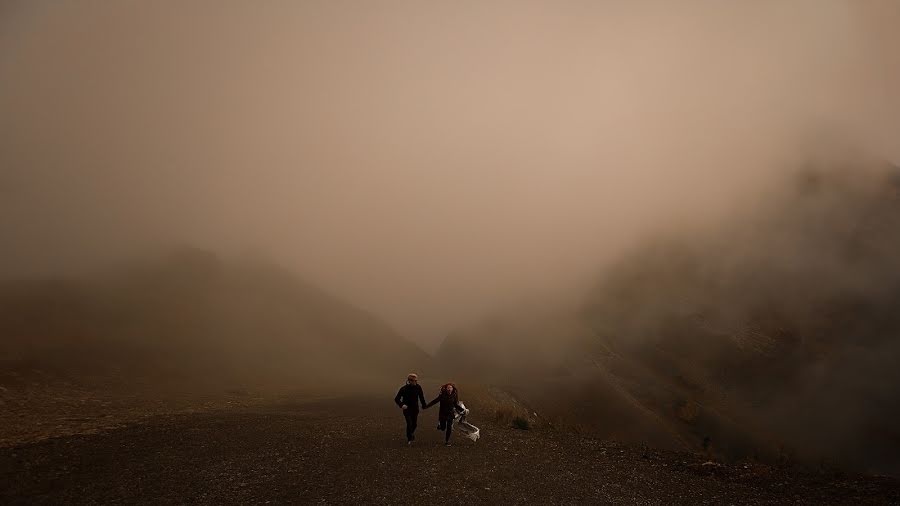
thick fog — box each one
[1,0,898,350]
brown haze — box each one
[2,0,898,350]
[2,0,900,481]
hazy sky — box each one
[1,1,898,350]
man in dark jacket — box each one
[394,373,427,445]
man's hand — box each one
[401,404,408,410]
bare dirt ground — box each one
[2,393,899,505]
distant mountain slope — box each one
[438,163,900,474]
[0,249,430,386]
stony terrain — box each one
[2,394,898,505]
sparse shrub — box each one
[675,400,700,422]
[776,445,795,469]
[512,416,530,430]
[495,404,515,424]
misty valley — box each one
[4,164,900,503]
[3,1,900,504]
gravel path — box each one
[2,395,897,505]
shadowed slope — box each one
[0,249,430,386]
[439,163,900,474]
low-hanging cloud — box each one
[1,0,898,349]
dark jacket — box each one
[395,383,427,412]
[426,385,463,422]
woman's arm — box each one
[425,395,440,408]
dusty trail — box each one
[1,395,897,505]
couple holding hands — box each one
[394,373,464,446]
